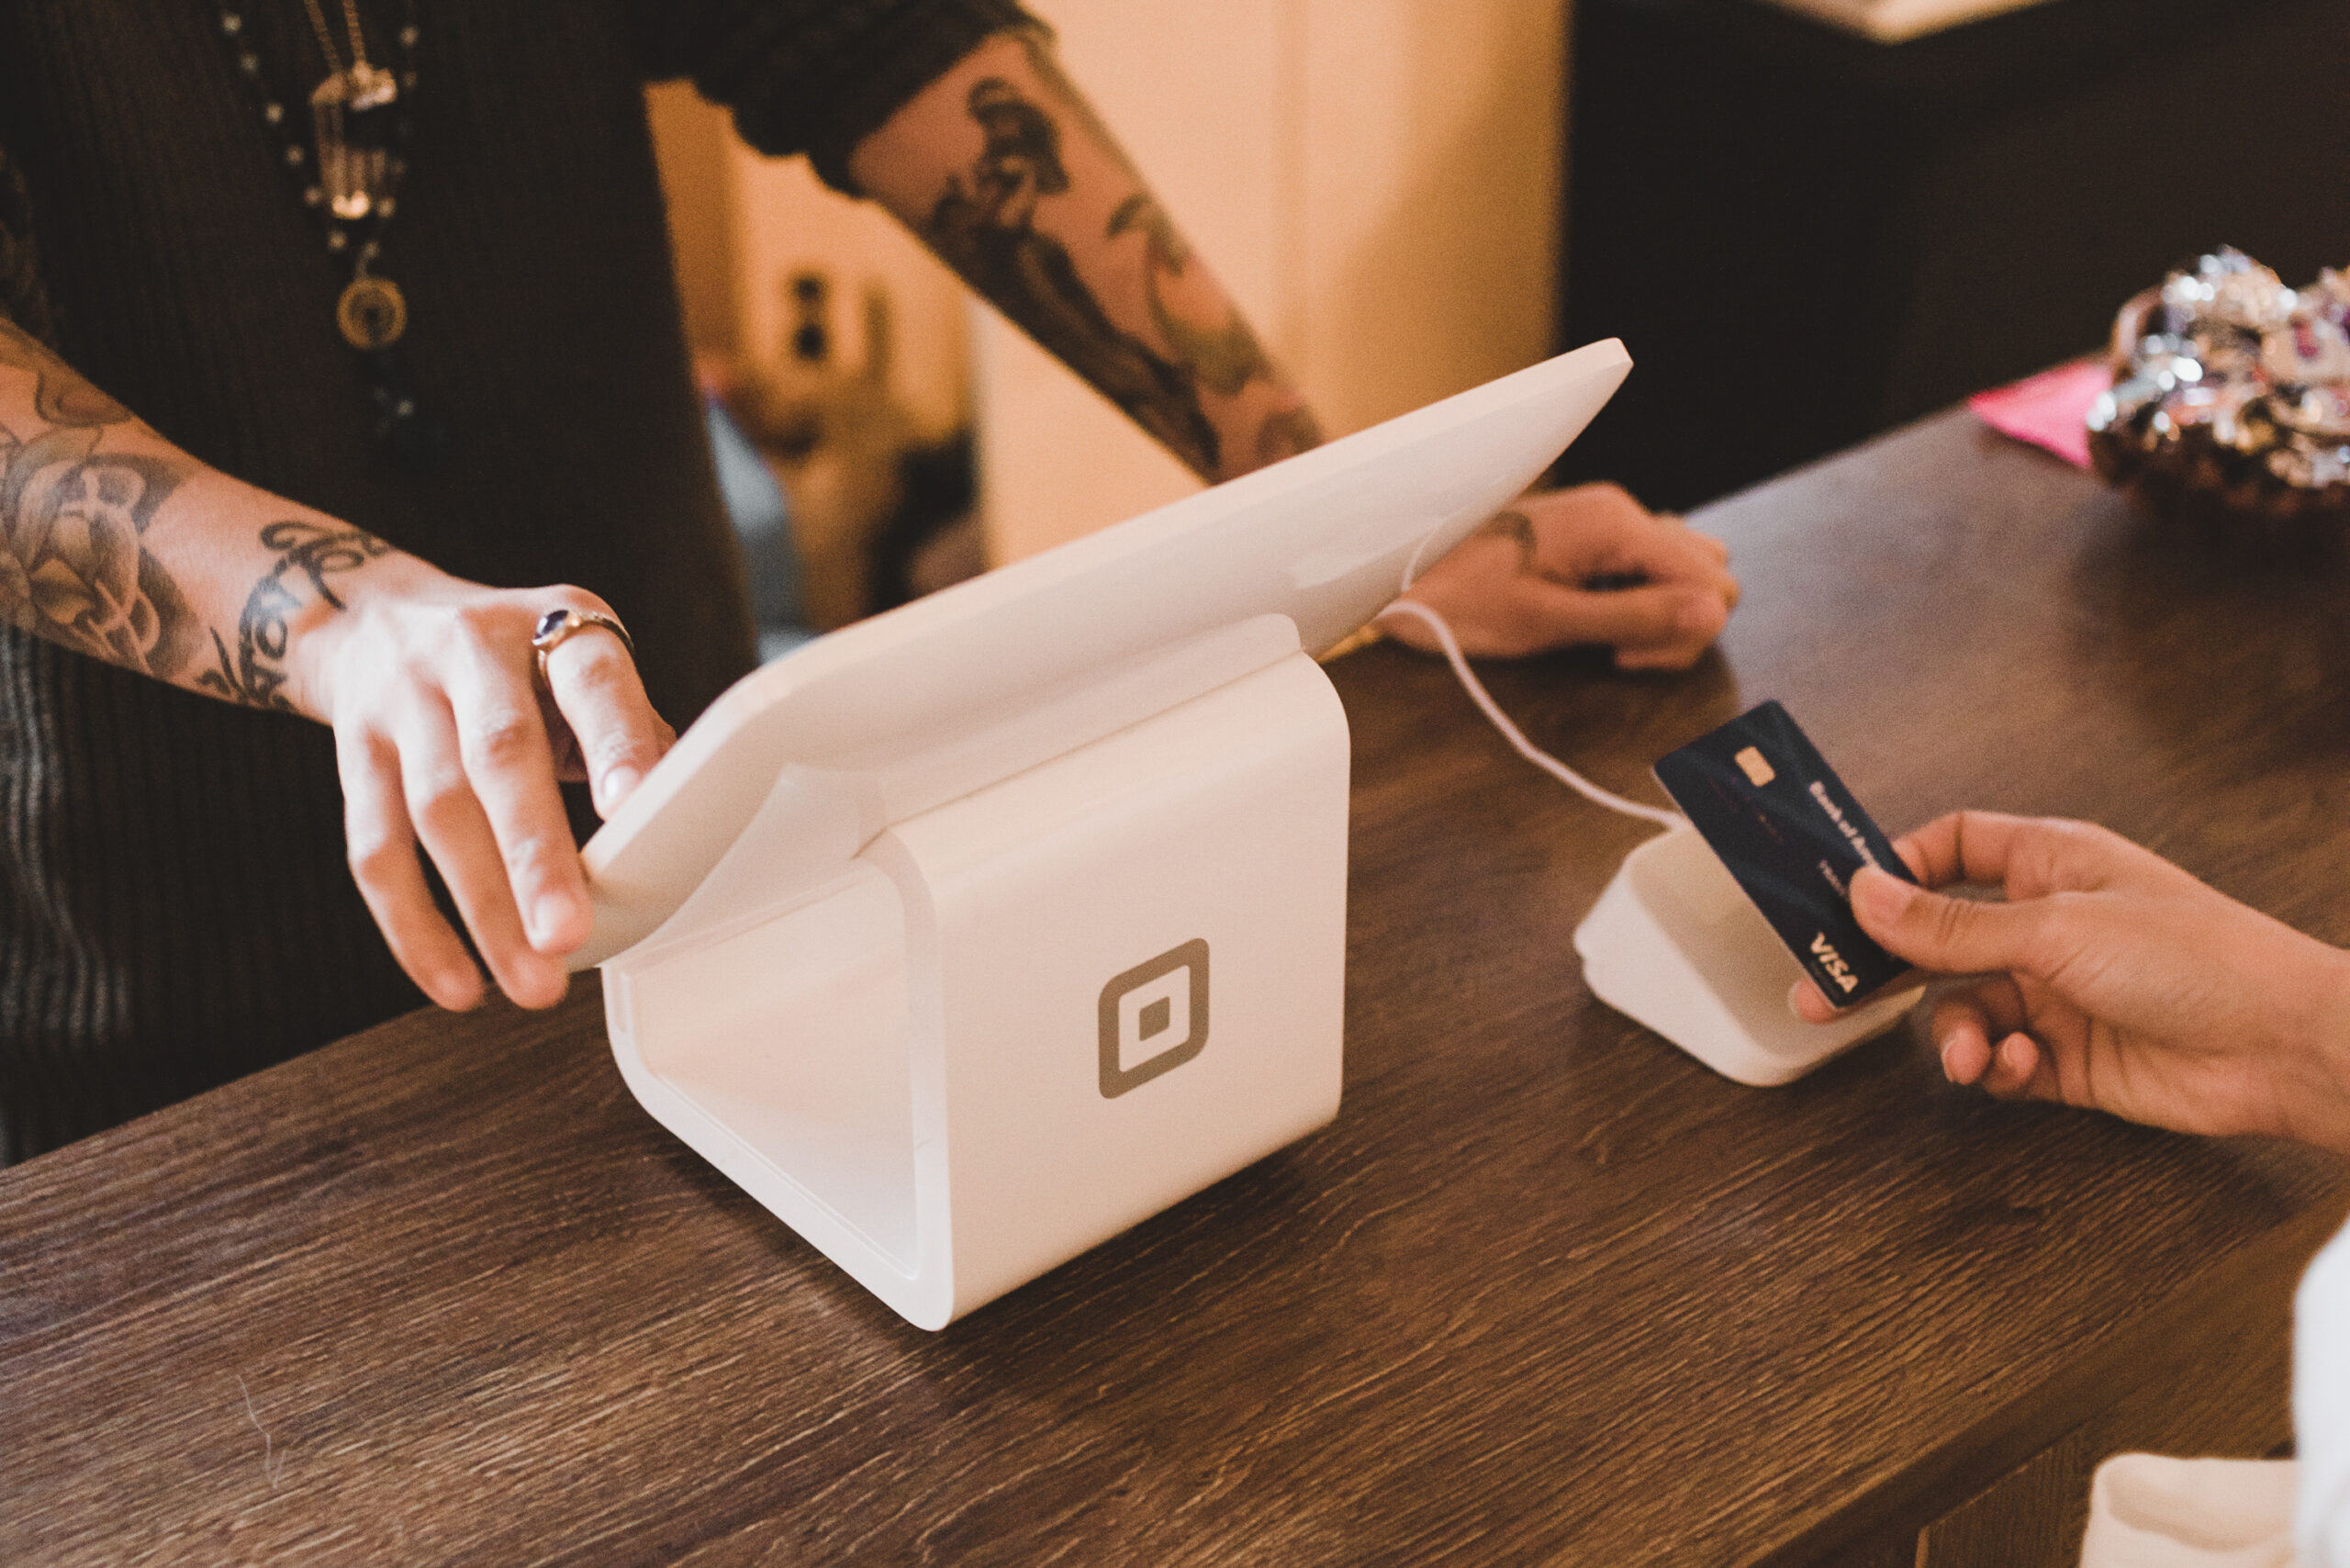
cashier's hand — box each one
[293,554,675,1014]
[1790,812,2350,1156]
[1377,484,1739,666]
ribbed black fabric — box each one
[0,151,54,347]
[0,0,1026,1162]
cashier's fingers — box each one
[1554,577,1724,644]
[444,643,595,959]
[1595,586,1732,670]
[1648,526,1739,598]
[337,722,486,1012]
[398,696,571,1010]
[1518,485,1738,598]
[537,621,675,821]
[1384,570,1717,662]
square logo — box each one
[1098,939,1210,1098]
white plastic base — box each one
[1573,825,1923,1086]
[599,629,1348,1328]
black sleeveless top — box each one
[0,0,1025,1160]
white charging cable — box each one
[1377,598,1684,829]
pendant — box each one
[311,62,400,221]
[337,274,408,350]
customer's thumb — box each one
[1851,864,2028,978]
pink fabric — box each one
[1966,358,2111,471]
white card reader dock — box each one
[574,343,1636,1327]
[1574,824,1924,1086]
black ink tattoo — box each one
[1013,28,1140,185]
[0,319,200,677]
[196,521,390,710]
[923,75,1226,476]
[1108,193,1272,399]
[1483,509,1540,572]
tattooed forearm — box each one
[0,321,400,709]
[877,33,1322,481]
[0,319,203,677]
[923,74,1226,475]
[196,521,390,710]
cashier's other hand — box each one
[293,555,675,1014]
[1377,483,1738,666]
[1790,812,2350,1156]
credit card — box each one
[1651,700,1918,1003]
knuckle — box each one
[465,708,543,766]
[450,599,510,645]
[335,719,399,767]
[2005,900,2078,980]
[502,829,573,878]
[565,587,615,620]
[2068,819,2132,860]
[1923,890,1976,949]
[2034,822,2115,889]
[581,723,662,775]
[560,643,634,692]
[405,766,473,825]
[345,833,408,885]
[2038,890,2093,940]
[531,584,614,629]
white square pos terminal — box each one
[570,341,1632,1327]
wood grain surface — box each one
[6,410,2348,1566]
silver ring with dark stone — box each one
[531,607,633,684]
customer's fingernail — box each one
[1786,980,1812,1018]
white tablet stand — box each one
[598,618,1348,1327]
[578,344,1634,1327]
[1573,825,1923,1086]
